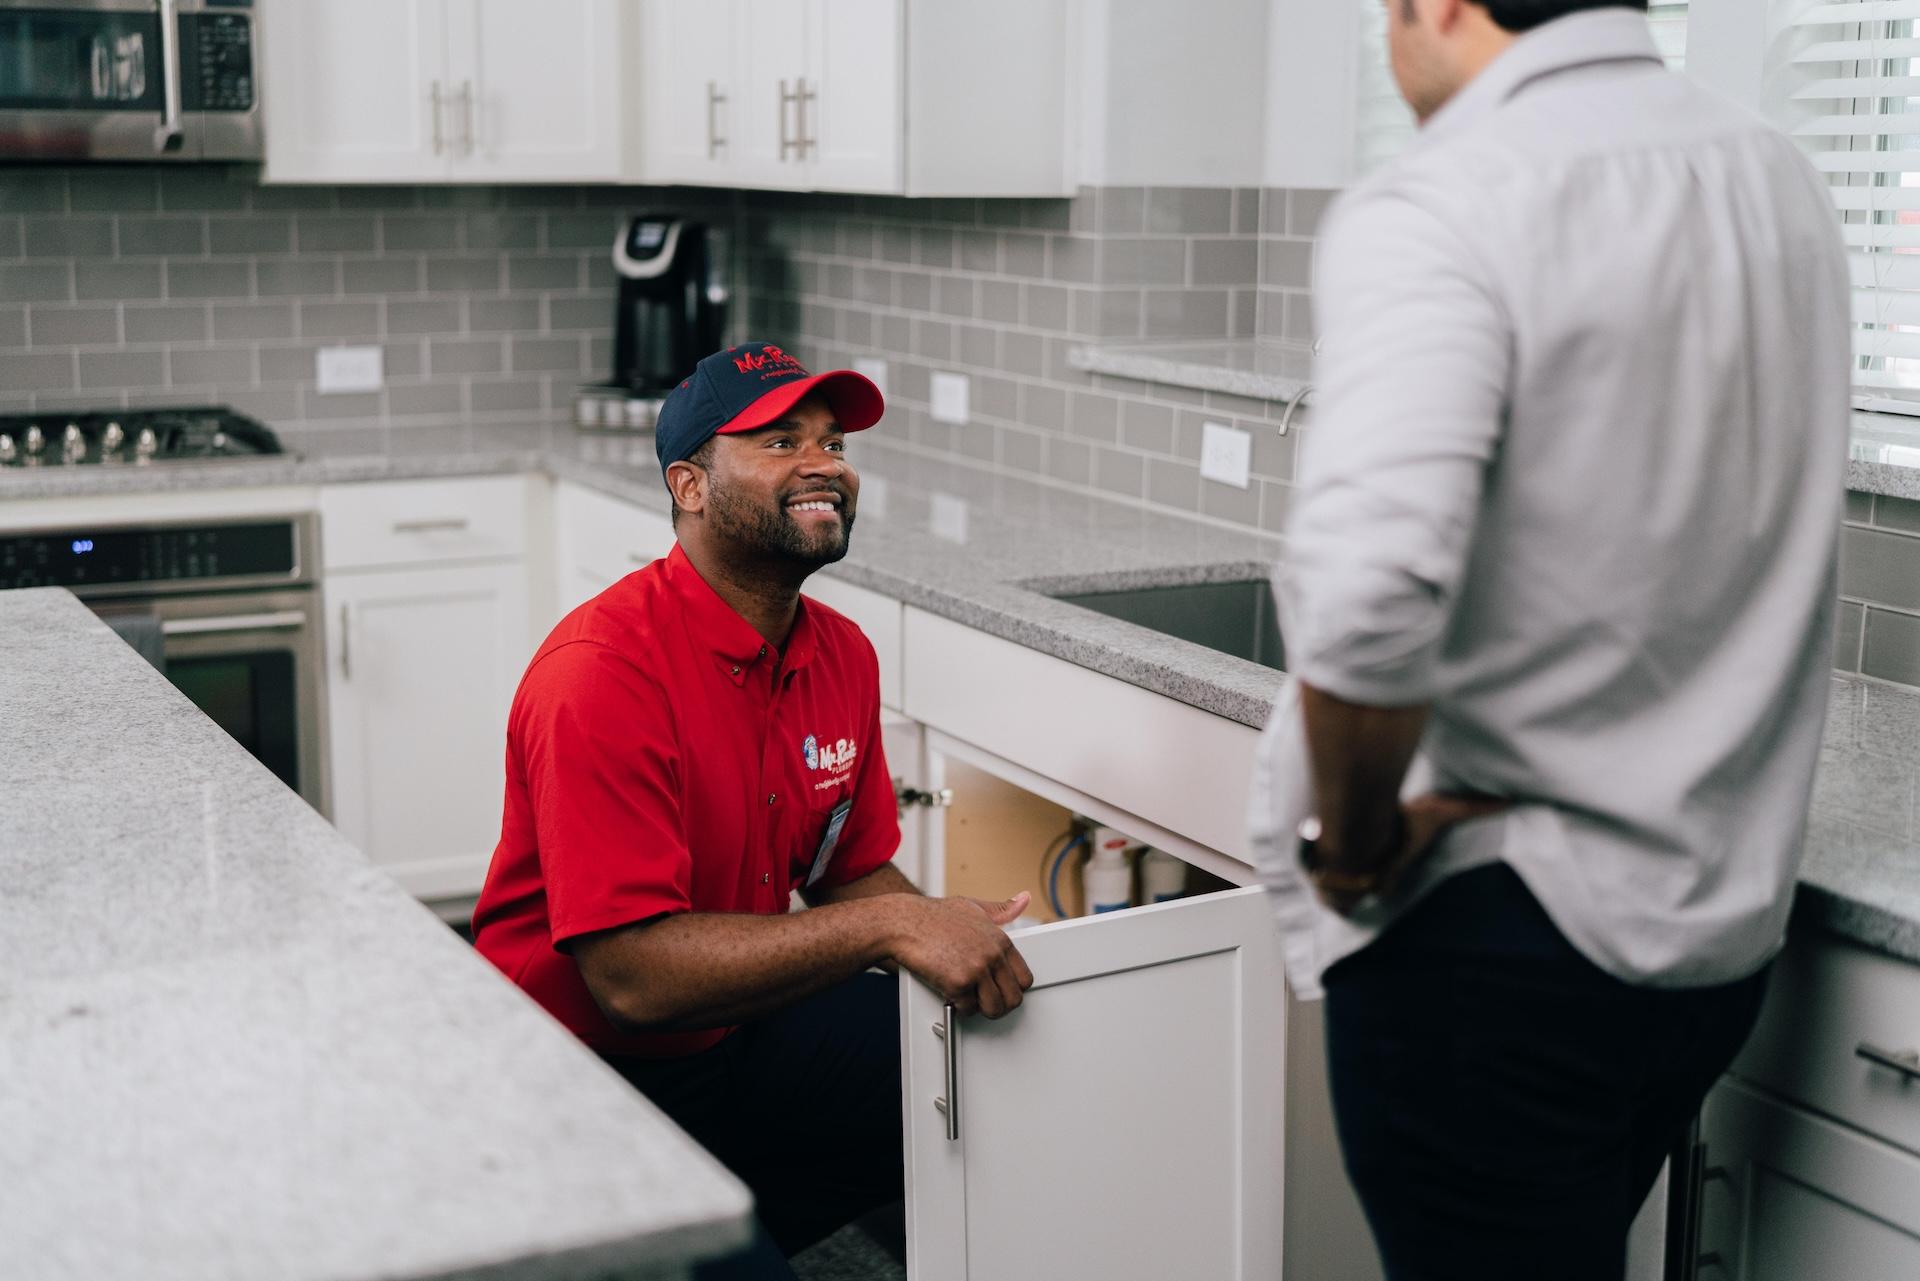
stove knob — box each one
[0,435,15,466]
[61,423,85,463]
[101,421,125,454]
[134,426,158,462]
[211,430,229,452]
[23,424,44,459]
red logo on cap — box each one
[733,345,808,378]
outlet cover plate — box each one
[853,357,889,399]
[316,345,384,394]
[930,371,970,425]
[1199,420,1252,489]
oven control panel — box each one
[0,522,295,593]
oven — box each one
[0,514,328,816]
[0,0,261,161]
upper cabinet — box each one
[263,0,622,184]
[636,0,1073,197]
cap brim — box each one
[714,370,885,438]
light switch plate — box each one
[853,357,889,399]
[930,371,970,425]
[929,492,970,543]
[316,345,384,394]
[1199,420,1252,489]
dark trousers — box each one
[604,970,905,1279]
[1323,862,1770,1281]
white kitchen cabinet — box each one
[264,0,621,183]
[550,480,677,622]
[323,561,529,900]
[633,0,1070,196]
[1699,1077,1920,1280]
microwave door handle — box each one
[154,0,184,153]
[159,610,310,637]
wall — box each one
[1838,492,1920,687]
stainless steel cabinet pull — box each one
[778,78,798,161]
[391,518,470,534]
[933,1005,959,1141]
[1856,1041,1920,1081]
[155,0,184,151]
[896,785,954,809]
[339,603,351,680]
[798,78,817,159]
[161,610,308,638]
[706,80,728,159]
[626,551,651,565]
[457,80,475,156]
[430,80,445,155]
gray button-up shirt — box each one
[1252,9,1850,996]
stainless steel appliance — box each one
[575,215,729,432]
[0,405,284,467]
[0,0,261,161]
[0,514,329,816]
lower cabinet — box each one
[323,560,530,900]
[550,480,677,622]
[1699,1077,1920,1280]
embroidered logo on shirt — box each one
[802,734,858,774]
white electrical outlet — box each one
[930,371,970,425]
[1199,420,1252,489]
[316,345,384,394]
[853,357,889,398]
[929,492,970,544]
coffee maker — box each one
[576,215,729,431]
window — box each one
[1781,0,1920,414]
[1648,2,1691,69]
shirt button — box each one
[762,873,770,884]
[766,793,777,805]
[758,645,767,657]
[731,665,741,675]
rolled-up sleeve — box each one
[1279,184,1512,706]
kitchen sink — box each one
[1052,578,1285,671]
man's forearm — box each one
[572,895,910,1033]
[805,861,921,906]
[1299,681,1430,863]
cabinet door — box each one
[324,562,531,901]
[900,886,1285,1281]
[1699,1078,1920,1280]
[638,0,741,185]
[262,0,449,182]
[448,0,620,181]
[802,0,901,193]
[735,0,809,189]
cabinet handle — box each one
[798,78,816,159]
[430,80,445,155]
[155,0,184,152]
[706,80,727,159]
[1856,1041,1920,1081]
[896,784,954,810]
[339,603,351,680]
[932,1005,960,1141]
[457,80,475,156]
[626,551,651,565]
[391,517,471,534]
[778,78,797,161]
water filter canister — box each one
[1082,827,1133,914]
[1141,848,1185,903]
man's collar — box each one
[663,543,817,685]
[1419,8,1663,143]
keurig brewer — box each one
[576,215,729,431]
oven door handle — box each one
[160,610,310,637]
[155,0,185,153]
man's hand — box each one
[1310,792,1511,915]
[886,891,1035,1018]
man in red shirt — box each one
[472,341,1032,1276]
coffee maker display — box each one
[575,216,729,432]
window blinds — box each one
[1786,0,1920,412]
[1353,0,1417,176]
[1648,2,1691,69]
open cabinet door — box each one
[901,886,1286,1281]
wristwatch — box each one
[1295,814,1391,897]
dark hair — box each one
[1406,0,1646,33]
[668,436,717,527]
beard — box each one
[705,472,855,571]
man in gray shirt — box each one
[1252,1,1849,1277]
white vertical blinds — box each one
[1785,0,1920,411]
[1353,0,1417,176]
[1647,3,1690,68]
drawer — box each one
[554,480,675,586]
[806,574,904,712]
[1732,932,1920,1156]
[321,477,530,571]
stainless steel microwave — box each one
[0,0,260,161]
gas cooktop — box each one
[0,407,285,468]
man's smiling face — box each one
[702,392,859,568]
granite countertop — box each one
[0,590,752,1281]
[4,424,1916,971]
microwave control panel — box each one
[181,13,254,113]
[0,523,294,593]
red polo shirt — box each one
[471,543,900,1058]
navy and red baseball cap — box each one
[655,341,884,473]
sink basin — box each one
[1053,579,1285,671]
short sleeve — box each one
[811,639,900,890]
[513,640,690,947]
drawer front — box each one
[321,477,530,570]
[555,480,675,587]
[805,574,904,712]
[1732,933,1920,1156]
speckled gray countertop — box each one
[0,589,752,1281]
[5,424,1917,971]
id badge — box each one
[804,797,854,888]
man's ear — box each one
[666,458,708,516]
